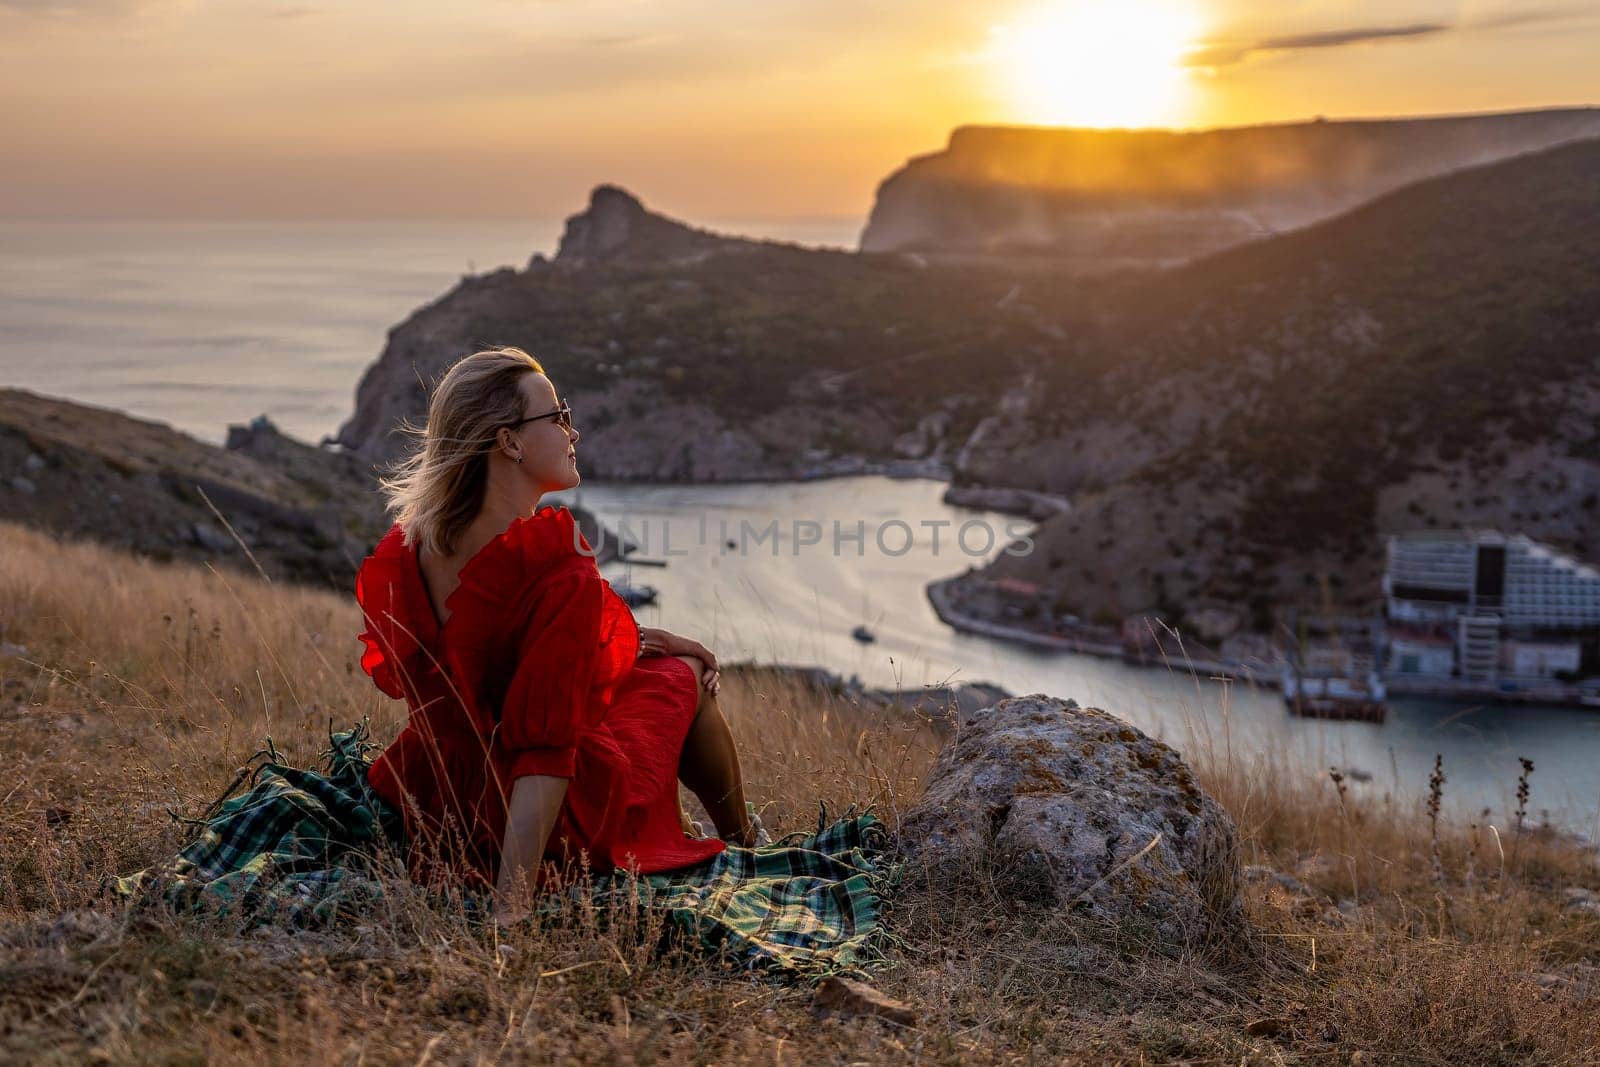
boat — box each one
[613,582,658,607]
[1282,609,1389,722]
[1282,666,1388,722]
[851,625,877,644]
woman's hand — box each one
[640,627,720,695]
[494,774,568,920]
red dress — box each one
[353,504,725,888]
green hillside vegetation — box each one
[346,240,1073,467]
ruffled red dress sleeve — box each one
[354,523,437,700]
[499,556,604,780]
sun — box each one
[992,0,1201,128]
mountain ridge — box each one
[952,135,1600,632]
[860,106,1600,269]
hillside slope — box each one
[0,390,628,591]
[5,523,1599,1064]
[0,389,389,587]
[956,136,1600,630]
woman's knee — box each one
[673,654,711,709]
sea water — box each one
[0,217,862,444]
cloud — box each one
[0,0,189,14]
[0,0,131,10]
[1472,5,1593,31]
[1255,23,1447,52]
[577,32,673,48]
[1187,6,1595,68]
[1188,22,1445,67]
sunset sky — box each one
[2,0,1596,221]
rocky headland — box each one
[944,136,1600,640]
[333,185,1052,482]
[860,107,1600,270]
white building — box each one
[1387,631,1456,676]
[1501,639,1582,681]
[1384,531,1600,682]
[1387,531,1600,627]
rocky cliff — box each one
[335,186,1050,479]
[860,108,1600,270]
[552,185,764,268]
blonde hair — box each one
[378,346,545,558]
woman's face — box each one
[506,372,580,494]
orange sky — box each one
[1,0,1595,221]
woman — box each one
[353,346,755,920]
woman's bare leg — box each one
[672,654,756,846]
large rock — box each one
[900,695,1240,949]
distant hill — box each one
[0,390,626,590]
[860,108,1600,271]
[0,390,389,586]
[953,135,1600,632]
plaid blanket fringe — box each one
[108,722,403,928]
[108,723,895,978]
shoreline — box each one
[925,575,1281,688]
[928,577,1600,712]
[1385,676,1600,709]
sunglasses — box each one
[503,398,573,434]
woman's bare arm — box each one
[493,773,569,920]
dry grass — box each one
[3,518,1599,1065]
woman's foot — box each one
[722,802,771,848]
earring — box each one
[514,453,523,464]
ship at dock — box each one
[1282,613,1388,722]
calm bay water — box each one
[3,219,1598,836]
[0,217,862,444]
[553,478,1600,837]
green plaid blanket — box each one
[110,725,894,977]
[589,813,892,975]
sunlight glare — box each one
[993,0,1201,127]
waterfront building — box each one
[1384,531,1600,682]
[1501,638,1583,680]
[1386,629,1456,676]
